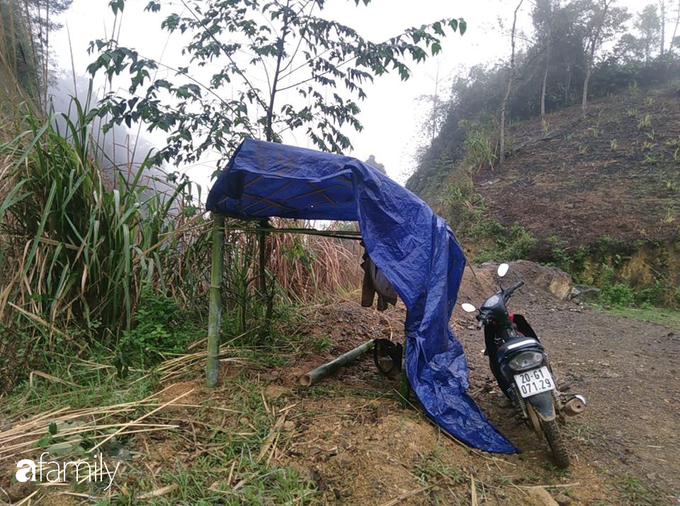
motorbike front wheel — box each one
[526,404,571,468]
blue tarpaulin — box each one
[207,139,516,453]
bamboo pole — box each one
[258,219,267,294]
[258,219,274,332]
[299,340,375,386]
[206,214,224,388]
[399,333,410,406]
[223,225,363,241]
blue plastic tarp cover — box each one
[207,139,516,453]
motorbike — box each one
[461,263,587,468]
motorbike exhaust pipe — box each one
[563,395,587,416]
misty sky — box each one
[51,0,650,190]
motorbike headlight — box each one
[508,351,544,371]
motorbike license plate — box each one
[514,366,555,398]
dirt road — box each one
[459,289,680,504]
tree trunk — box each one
[565,65,571,103]
[540,2,554,117]
[499,0,524,168]
[431,60,441,141]
[660,0,666,56]
[265,0,291,143]
[581,64,592,115]
[260,1,291,328]
[668,0,680,56]
[540,63,549,117]
[582,37,595,115]
[582,0,611,117]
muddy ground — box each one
[267,262,680,505]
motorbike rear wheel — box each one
[542,418,570,468]
[526,404,570,468]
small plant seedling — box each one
[669,147,680,164]
[541,118,550,134]
[638,114,652,130]
[312,335,332,353]
[643,153,659,165]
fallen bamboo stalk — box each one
[299,340,374,386]
[88,389,195,453]
[257,414,286,463]
[379,485,433,506]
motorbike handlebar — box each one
[503,280,524,299]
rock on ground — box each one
[526,486,559,506]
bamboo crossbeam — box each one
[221,225,363,241]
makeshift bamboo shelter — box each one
[205,139,516,453]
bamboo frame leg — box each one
[399,334,410,406]
[258,220,267,295]
[258,219,275,335]
[206,214,224,388]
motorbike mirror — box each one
[497,263,509,278]
[461,303,477,313]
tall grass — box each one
[0,98,209,385]
[459,119,497,171]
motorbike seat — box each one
[497,337,543,362]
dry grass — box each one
[266,220,363,302]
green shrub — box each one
[634,280,668,307]
[600,283,635,307]
[117,289,197,368]
[474,224,537,263]
[548,241,589,280]
[459,119,497,171]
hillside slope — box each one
[475,83,680,251]
[410,82,680,251]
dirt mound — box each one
[459,260,573,307]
